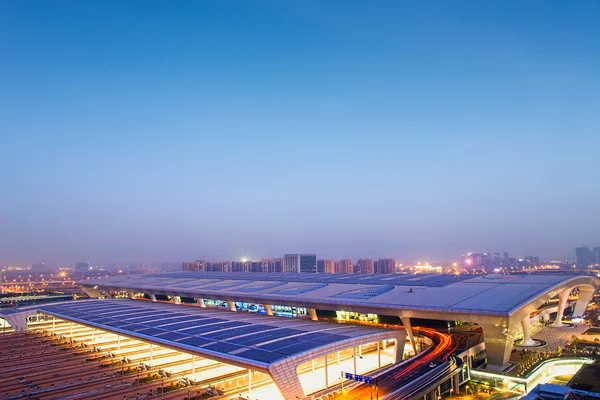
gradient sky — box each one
[1,1,599,265]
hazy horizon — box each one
[1,1,599,266]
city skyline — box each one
[1,1,599,265]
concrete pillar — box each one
[149,293,157,302]
[325,355,329,388]
[248,369,252,393]
[264,304,273,316]
[192,355,195,373]
[573,287,595,317]
[382,340,387,350]
[128,290,136,299]
[311,359,315,372]
[478,321,517,371]
[553,289,571,327]
[196,298,206,308]
[150,343,153,360]
[400,316,417,354]
[118,335,121,350]
[377,341,381,368]
[228,301,237,312]
[173,296,181,305]
[353,347,357,374]
[453,373,460,394]
[520,316,537,346]
[269,363,306,400]
[359,345,363,357]
[5,313,29,332]
[308,308,318,321]
[337,351,340,364]
[394,338,404,364]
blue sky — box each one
[1,1,599,265]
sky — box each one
[1,1,599,266]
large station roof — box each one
[26,299,392,370]
[81,272,600,316]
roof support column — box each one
[453,373,460,394]
[520,316,536,346]
[377,341,381,368]
[476,319,517,371]
[173,296,181,305]
[574,286,595,317]
[553,289,571,327]
[264,304,273,316]
[248,369,252,394]
[308,308,318,321]
[269,364,306,400]
[4,313,29,332]
[227,301,236,312]
[196,298,206,308]
[149,293,157,302]
[400,316,417,354]
[150,343,153,360]
[353,346,357,374]
[325,354,329,388]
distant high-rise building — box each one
[74,262,90,272]
[230,261,251,273]
[284,254,317,273]
[250,261,268,273]
[182,261,207,271]
[464,253,482,269]
[266,258,284,273]
[376,258,396,274]
[493,253,501,267]
[576,247,599,269]
[503,252,509,266]
[336,259,353,274]
[210,261,230,272]
[31,262,46,272]
[357,259,374,274]
[316,260,334,273]
[317,260,325,273]
[324,260,335,274]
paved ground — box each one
[444,393,519,400]
[531,324,589,352]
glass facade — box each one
[300,254,318,273]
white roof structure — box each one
[80,271,600,371]
[81,271,597,316]
[0,299,404,400]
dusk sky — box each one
[1,1,599,265]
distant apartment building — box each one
[356,259,374,274]
[376,258,396,274]
[209,261,230,272]
[284,254,318,273]
[336,259,353,274]
[317,259,335,274]
[230,261,251,273]
[250,260,269,273]
[266,258,284,273]
[182,261,207,272]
